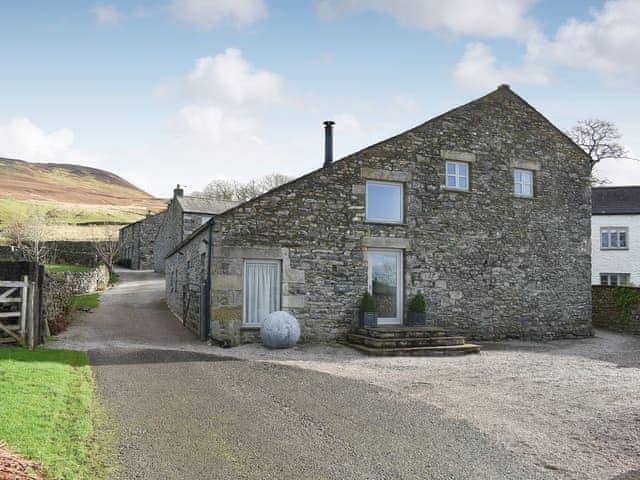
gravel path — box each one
[212,334,640,480]
[55,269,555,479]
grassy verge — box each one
[68,293,100,310]
[0,347,112,479]
[45,264,93,273]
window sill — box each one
[600,248,629,251]
[513,194,534,200]
[365,221,407,226]
[240,325,261,330]
[443,187,471,193]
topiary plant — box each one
[360,292,376,312]
[408,292,426,313]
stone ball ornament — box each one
[261,311,301,349]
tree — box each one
[196,173,292,202]
[566,119,630,171]
[3,212,54,265]
[91,226,120,277]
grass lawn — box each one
[45,264,93,273]
[0,347,110,479]
[68,293,100,310]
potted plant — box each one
[358,292,378,328]
[406,292,426,326]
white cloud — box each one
[0,118,75,161]
[169,0,267,30]
[334,113,362,133]
[389,94,418,114]
[184,48,284,106]
[316,0,538,39]
[549,0,640,78]
[453,42,551,90]
[93,4,125,25]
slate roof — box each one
[176,196,239,214]
[592,186,640,215]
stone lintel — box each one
[441,150,476,163]
[511,159,542,171]
[360,167,412,182]
[362,237,411,249]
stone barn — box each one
[119,212,166,270]
[167,85,593,345]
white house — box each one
[592,186,640,286]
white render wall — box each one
[591,214,640,285]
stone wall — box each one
[119,212,166,270]
[592,286,640,334]
[165,227,209,336]
[184,213,212,238]
[41,265,109,331]
[206,86,592,345]
[0,241,99,266]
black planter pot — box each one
[358,311,378,328]
[406,312,426,326]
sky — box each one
[0,0,639,197]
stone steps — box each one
[348,333,466,348]
[355,326,447,339]
[346,326,481,357]
[347,342,481,357]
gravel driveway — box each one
[54,269,639,479]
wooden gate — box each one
[0,276,35,348]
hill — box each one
[0,157,167,240]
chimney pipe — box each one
[323,120,335,167]
[173,184,184,198]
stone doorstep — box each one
[346,343,481,357]
[356,326,447,339]
[347,333,466,348]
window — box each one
[243,260,281,325]
[365,181,403,223]
[445,161,469,190]
[600,227,628,250]
[600,273,630,286]
[514,169,533,197]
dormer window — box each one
[366,181,403,223]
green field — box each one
[0,199,147,225]
[46,264,93,273]
[0,347,110,479]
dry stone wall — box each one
[206,87,592,345]
[592,286,640,334]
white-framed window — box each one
[445,161,469,190]
[514,169,533,197]
[600,273,630,286]
[365,181,403,223]
[243,260,281,325]
[600,227,628,250]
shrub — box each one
[408,292,426,313]
[359,292,376,313]
[115,258,132,268]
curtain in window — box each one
[245,262,279,324]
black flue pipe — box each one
[323,120,335,167]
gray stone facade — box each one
[153,187,236,273]
[165,227,209,335]
[119,212,166,270]
[171,86,593,345]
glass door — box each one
[367,250,402,325]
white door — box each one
[367,250,403,325]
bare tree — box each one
[3,212,53,265]
[91,226,120,277]
[196,173,292,202]
[566,119,630,170]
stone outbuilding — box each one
[166,85,593,344]
[153,186,237,273]
[119,212,166,270]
